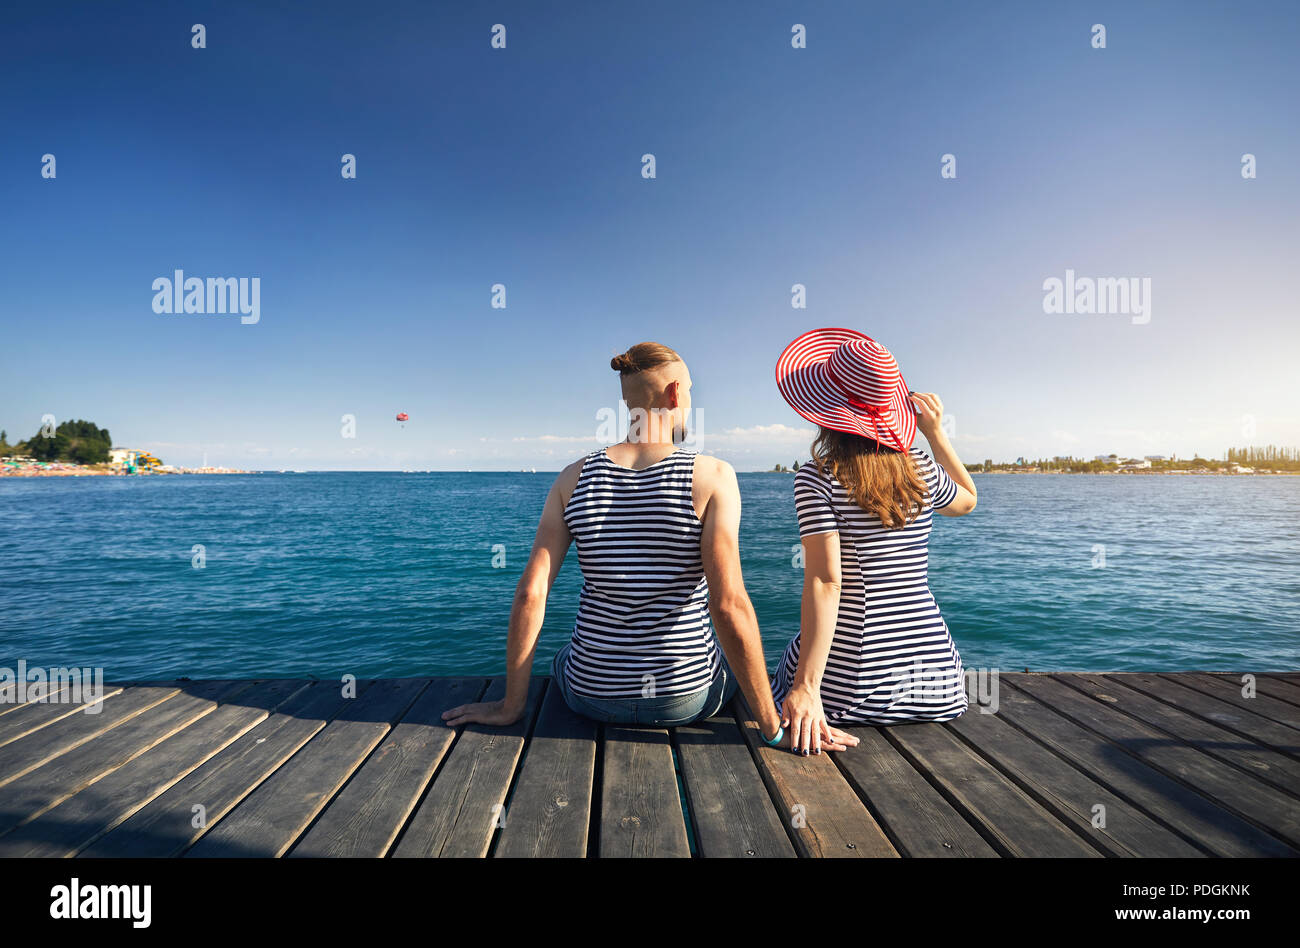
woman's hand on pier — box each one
[441,699,522,728]
[781,684,859,754]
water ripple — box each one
[0,472,1295,679]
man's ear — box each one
[666,379,680,409]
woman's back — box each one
[797,447,952,580]
[773,447,969,723]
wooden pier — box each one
[0,673,1296,858]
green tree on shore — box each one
[21,419,112,464]
[1226,445,1300,470]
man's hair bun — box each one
[610,342,682,376]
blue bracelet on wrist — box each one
[762,725,785,747]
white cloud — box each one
[717,423,815,439]
[504,423,812,452]
[1101,427,1180,442]
[510,434,604,444]
[948,432,1001,445]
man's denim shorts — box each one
[550,641,738,726]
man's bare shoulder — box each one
[553,455,588,499]
[693,453,738,490]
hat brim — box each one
[775,327,916,453]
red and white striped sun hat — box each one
[775,327,917,452]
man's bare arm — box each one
[442,461,578,726]
[698,459,786,742]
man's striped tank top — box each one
[560,445,718,699]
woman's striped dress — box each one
[560,446,718,699]
[771,448,969,724]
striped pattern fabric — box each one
[771,448,968,724]
[774,329,917,452]
[560,446,718,699]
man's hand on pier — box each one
[441,699,523,728]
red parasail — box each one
[395,412,409,422]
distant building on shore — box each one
[108,447,162,472]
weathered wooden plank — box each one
[0,684,128,749]
[289,678,485,858]
[80,680,361,858]
[834,726,997,857]
[947,704,1202,857]
[996,676,1294,856]
[886,721,1101,857]
[392,677,545,858]
[1013,674,1300,850]
[733,696,897,858]
[0,678,103,717]
[675,713,796,858]
[1173,673,1300,731]
[1259,674,1300,700]
[494,680,598,859]
[0,680,243,840]
[1199,673,1300,709]
[1060,674,1300,798]
[1060,671,1300,790]
[0,680,300,857]
[185,678,425,857]
[0,684,180,788]
[600,725,689,858]
[1102,674,1300,763]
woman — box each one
[770,328,977,754]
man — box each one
[443,342,858,754]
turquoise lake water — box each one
[1,473,1296,679]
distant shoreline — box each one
[1,462,253,478]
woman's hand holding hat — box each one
[909,391,945,442]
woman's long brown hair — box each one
[809,426,927,529]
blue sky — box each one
[2,1,1296,470]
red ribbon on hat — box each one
[825,362,887,415]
